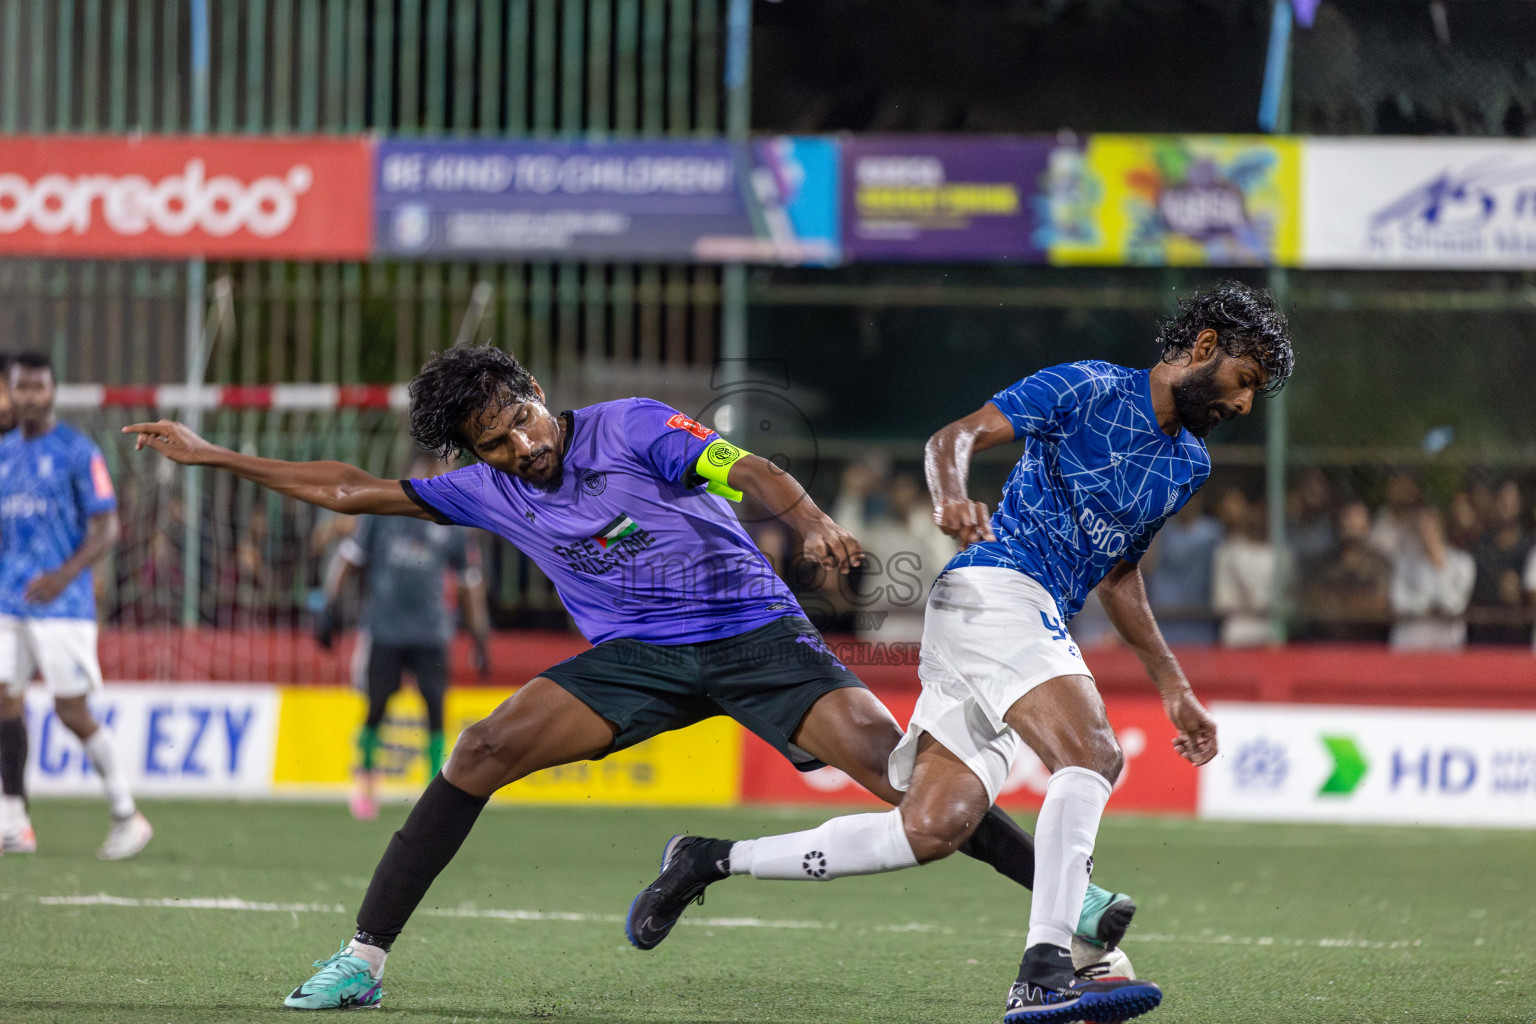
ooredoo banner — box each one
[1200,703,1536,828]
[0,136,373,259]
[1301,138,1536,267]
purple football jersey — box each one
[406,398,801,645]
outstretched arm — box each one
[124,419,431,519]
[1096,559,1218,766]
[725,454,862,575]
[924,404,1015,545]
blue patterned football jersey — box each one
[945,361,1211,621]
[0,422,118,620]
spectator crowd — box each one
[813,461,1536,652]
[1140,470,1536,651]
[109,447,1536,657]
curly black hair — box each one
[408,345,539,459]
[1157,281,1294,396]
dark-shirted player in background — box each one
[0,352,152,860]
[316,454,492,820]
[128,344,1101,1011]
[627,283,1294,1024]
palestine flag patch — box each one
[593,513,640,549]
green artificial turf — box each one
[1,800,1531,1023]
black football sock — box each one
[353,773,488,947]
[0,717,27,805]
[689,838,735,878]
[959,804,1036,891]
[1017,942,1076,988]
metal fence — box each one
[0,0,736,136]
[0,260,723,387]
[6,1,1536,666]
[0,0,748,644]
[50,262,1536,627]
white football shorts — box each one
[0,615,105,699]
[888,566,1094,805]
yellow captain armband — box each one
[694,439,748,501]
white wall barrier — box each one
[18,685,1536,828]
[1301,138,1536,268]
[23,685,280,798]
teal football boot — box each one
[283,944,384,1010]
[1077,884,1137,949]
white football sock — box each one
[83,729,136,820]
[345,939,387,979]
[1025,766,1113,951]
[1,793,26,834]
[728,808,917,880]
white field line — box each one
[35,893,1424,949]
[41,894,350,913]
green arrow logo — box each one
[1319,735,1369,796]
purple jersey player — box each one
[405,396,803,645]
[126,345,1079,1012]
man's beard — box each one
[1171,359,1230,439]
[526,451,565,492]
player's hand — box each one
[933,497,995,545]
[1164,687,1218,767]
[472,633,491,678]
[314,603,340,650]
[801,518,864,576]
[121,420,221,465]
[23,570,69,605]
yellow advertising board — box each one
[1048,134,1301,266]
[272,686,741,807]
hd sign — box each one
[1200,703,1536,829]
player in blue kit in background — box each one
[125,342,1118,1011]
[627,282,1294,1024]
[0,352,152,860]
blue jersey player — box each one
[0,353,151,861]
[125,343,1114,1011]
[628,282,1295,1024]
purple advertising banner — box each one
[375,138,839,264]
[842,136,1055,262]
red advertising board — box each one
[0,136,372,259]
[741,692,1199,814]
